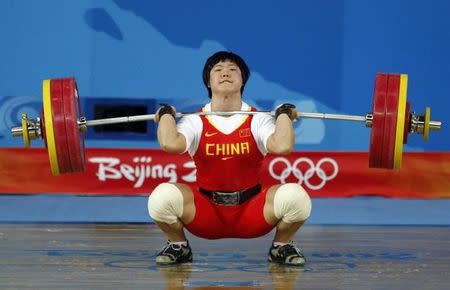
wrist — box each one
[275,103,296,119]
[158,104,176,119]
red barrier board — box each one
[0,148,449,198]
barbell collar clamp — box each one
[410,112,441,133]
[365,113,373,128]
[78,116,87,132]
[11,117,42,140]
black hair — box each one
[202,51,250,98]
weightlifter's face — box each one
[209,60,243,97]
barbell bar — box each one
[12,111,440,136]
[13,110,440,136]
[10,74,442,175]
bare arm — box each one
[156,108,187,154]
[266,114,295,155]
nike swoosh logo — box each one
[221,156,235,161]
[205,132,218,137]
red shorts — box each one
[184,186,275,239]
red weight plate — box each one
[62,77,86,173]
[369,73,388,168]
[50,79,72,174]
[403,101,410,144]
[381,74,400,169]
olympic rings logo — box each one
[268,157,339,190]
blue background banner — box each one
[0,0,448,151]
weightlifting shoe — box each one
[268,242,306,266]
[155,240,193,265]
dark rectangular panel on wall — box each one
[94,104,148,133]
[83,97,157,141]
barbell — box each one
[11,74,442,175]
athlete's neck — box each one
[210,93,242,112]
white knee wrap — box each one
[147,183,184,224]
[274,183,312,223]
